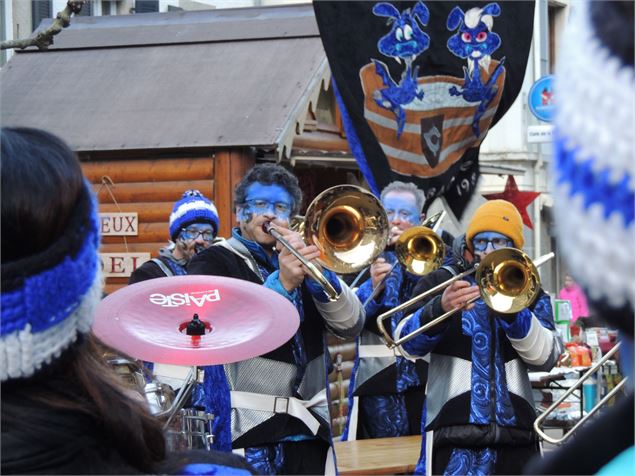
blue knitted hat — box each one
[552,1,634,334]
[169,190,219,241]
[0,183,102,381]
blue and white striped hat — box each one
[0,184,102,381]
[169,190,219,241]
[552,1,634,333]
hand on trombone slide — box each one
[440,280,480,313]
[270,224,322,292]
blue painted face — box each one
[472,231,512,252]
[238,182,294,223]
[383,192,419,227]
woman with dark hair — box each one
[0,127,253,475]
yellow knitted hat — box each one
[466,200,524,251]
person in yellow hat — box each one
[393,199,563,476]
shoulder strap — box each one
[151,258,174,277]
[214,237,264,282]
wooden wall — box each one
[81,149,254,294]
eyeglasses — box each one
[180,227,215,242]
[243,199,292,217]
[472,237,512,252]
[386,209,415,222]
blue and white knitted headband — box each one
[0,183,102,381]
[552,1,634,317]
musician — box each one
[0,127,253,475]
[524,1,634,473]
[395,199,563,475]
[188,163,365,475]
[344,181,429,443]
[129,189,219,283]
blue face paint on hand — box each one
[239,182,294,222]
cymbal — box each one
[93,275,300,366]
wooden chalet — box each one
[0,3,359,436]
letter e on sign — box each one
[100,253,150,277]
[99,213,138,236]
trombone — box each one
[377,248,555,348]
[533,343,628,445]
[264,184,389,302]
[362,226,446,307]
[352,210,447,291]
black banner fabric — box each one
[314,1,534,218]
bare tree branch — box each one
[1,1,86,51]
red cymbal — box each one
[93,275,300,366]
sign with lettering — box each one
[100,213,138,236]
[100,253,150,277]
[527,124,554,143]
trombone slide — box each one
[264,222,339,302]
[533,343,627,445]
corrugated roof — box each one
[0,4,329,155]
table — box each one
[334,435,422,475]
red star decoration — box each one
[482,175,540,229]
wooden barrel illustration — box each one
[360,60,506,178]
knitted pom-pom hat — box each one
[169,190,219,241]
[465,199,524,251]
[0,183,102,381]
[552,1,634,335]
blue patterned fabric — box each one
[192,365,232,452]
[444,447,497,476]
[413,401,427,475]
[180,463,251,475]
[462,299,492,425]
[244,444,284,475]
[359,394,409,437]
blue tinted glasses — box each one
[472,236,512,252]
[180,227,215,242]
[243,199,292,218]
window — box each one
[31,0,52,31]
[77,0,93,16]
[135,0,159,13]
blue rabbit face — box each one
[447,22,501,60]
[374,1,430,59]
[446,3,502,60]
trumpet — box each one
[263,185,389,301]
[533,343,628,444]
[377,248,555,348]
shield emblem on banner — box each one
[361,60,505,178]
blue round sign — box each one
[528,75,555,122]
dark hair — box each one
[1,127,85,263]
[0,127,166,472]
[233,163,303,215]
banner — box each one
[314,1,534,218]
